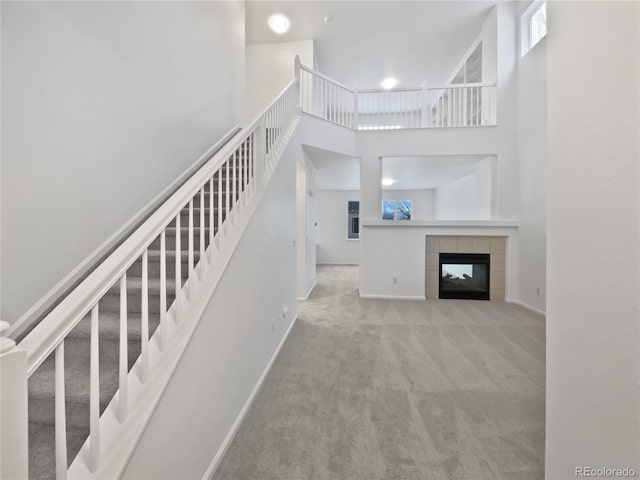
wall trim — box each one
[202,315,298,480]
[317,262,359,266]
[297,279,317,301]
[359,294,426,301]
[506,298,546,317]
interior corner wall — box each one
[474,156,494,220]
[515,1,546,313]
[494,1,518,220]
[316,190,360,265]
[546,2,640,477]
[481,6,498,84]
[0,1,245,324]
[434,174,477,220]
[122,129,298,480]
[244,40,314,123]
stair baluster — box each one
[89,304,100,471]
[119,274,128,419]
[55,341,67,480]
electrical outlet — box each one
[536,287,540,296]
[282,306,288,318]
[392,277,398,284]
[271,318,276,332]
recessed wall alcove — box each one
[426,235,506,300]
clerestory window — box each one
[521,1,547,56]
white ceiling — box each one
[382,155,488,190]
[303,144,360,190]
[245,1,496,89]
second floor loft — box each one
[298,62,498,131]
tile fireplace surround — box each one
[426,235,506,300]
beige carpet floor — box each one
[213,265,545,480]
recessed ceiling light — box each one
[268,14,290,34]
[381,178,396,186]
[381,77,398,90]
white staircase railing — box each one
[426,83,497,128]
[0,78,299,480]
[298,61,497,130]
[299,64,356,129]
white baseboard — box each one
[359,294,426,301]
[506,298,546,317]
[202,315,298,480]
[296,279,317,301]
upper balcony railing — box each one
[297,59,497,131]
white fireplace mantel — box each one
[361,219,519,229]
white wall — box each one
[296,151,317,298]
[382,189,435,221]
[516,1,546,313]
[433,158,494,221]
[494,2,519,222]
[434,174,477,220]
[245,40,313,122]
[316,190,360,265]
[481,6,498,84]
[1,1,244,324]
[546,2,640,478]
[122,126,298,480]
[475,156,495,219]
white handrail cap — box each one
[0,321,16,353]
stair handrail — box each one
[2,77,299,479]
[8,126,242,342]
[299,64,355,93]
[19,78,299,377]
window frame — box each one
[381,199,413,221]
[347,200,360,240]
[521,1,547,57]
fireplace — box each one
[439,253,490,300]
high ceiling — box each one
[246,1,495,89]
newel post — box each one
[0,321,29,479]
[421,81,429,128]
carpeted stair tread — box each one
[66,310,161,341]
[25,162,245,478]
[28,340,124,403]
[147,249,201,260]
[29,420,87,476]
[164,226,207,234]
[106,276,177,295]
